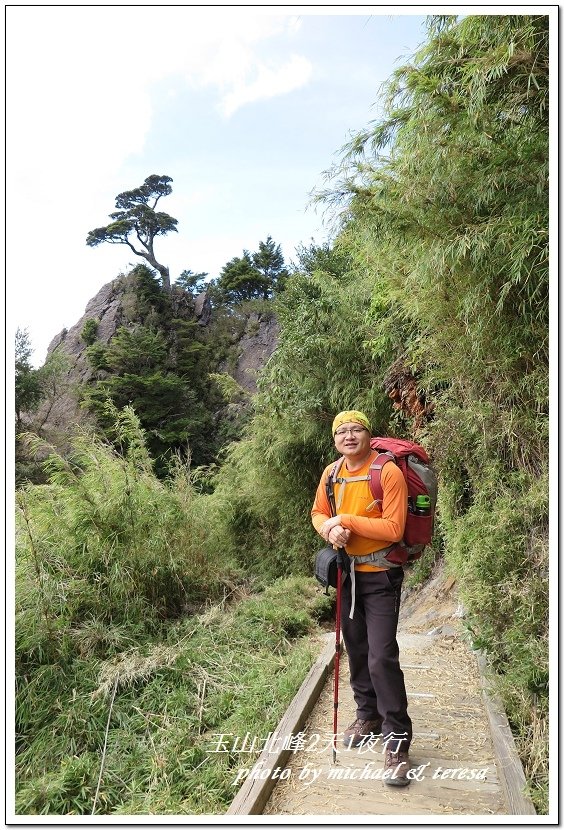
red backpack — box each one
[328,437,437,564]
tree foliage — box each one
[258,241,393,430]
[81,266,220,474]
[80,318,99,345]
[253,235,289,292]
[326,14,548,418]
[208,240,399,583]
[15,329,41,430]
[216,236,289,303]
[217,251,269,303]
[86,175,177,291]
[15,333,74,485]
[175,269,208,295]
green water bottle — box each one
[414,494,431,516]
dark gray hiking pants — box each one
[340,567,412,752]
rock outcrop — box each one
[229,312,279,393]
[28,275,278,445]
[30,279,126,439]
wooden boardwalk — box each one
[228,568,536,818]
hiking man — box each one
[311,410,412,786]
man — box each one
[311,410,412,786]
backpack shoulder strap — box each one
[325,457,345,516]
[368,451,396,504]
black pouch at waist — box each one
[314,546,351,592]
[314,546,339,591]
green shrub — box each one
[80,318,99,345]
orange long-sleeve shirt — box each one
[311,451,408,572]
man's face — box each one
[333,421,371,463]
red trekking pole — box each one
[332,552,343,764]
[326,476,344,764]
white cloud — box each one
[219,54,313,118]
[176,13,312,116]
[7,9,311,184]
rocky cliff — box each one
[29,274,279,445]
[226,311,280,393]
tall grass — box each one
[15,405,334,814]
[16,406,240,669]
[16,576,331,815]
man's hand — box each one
[320,515,341,538]
[320,515,350,548]
[328,525,351,548]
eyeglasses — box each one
[334,426,367,437]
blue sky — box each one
[7,7,430,365]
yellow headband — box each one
[332,410,371,436]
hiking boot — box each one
[343,718,382,748]
[383,748,411,786]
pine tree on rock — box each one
[86,174,177,292]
